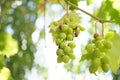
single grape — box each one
[101,64,109,72]
[103,40,112,49]
[93,49,102,58]
[67,28,73,34]
[64,46,72,54]
[62,55,70,63]
[69,23,76,29]
[101,55,109,64]
[55,39,63,45]
[57,56,63,63]
[64,17,69,23]
[85,43,95,53]
[92,58,101,67]
[68,53,76,60]
[60,42,66,49]
[61,24,69,32]
[56,48,64,56]
[58,33,66,39]
[53,21,58,26]
[89,63,98,74]
[66,34,73,41]
[70,17,74,22]
[78,25,85,31]
[68,41,76,48]
[75,27,80,34]
[95,41,104,48]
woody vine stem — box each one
[65,0,115,23]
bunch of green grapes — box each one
[81,33,112,73]
[50,17,85,63]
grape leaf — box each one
[0,32,18,57]
[87,0,95,5]
[108,33,120,74]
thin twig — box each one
[66,1,115,23]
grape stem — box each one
[66,0,115,23]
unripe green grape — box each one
[95,37,102,41]
[70,17,74,22]
[92,58,101,67]
[93,49,101,58]
[57,56,63,63]
[68,53,76,60]
[89,63,98,73]
[78,25,85,31]
[62,55,70,63]
[64,17,69,23]
[66,34,73,41]
[53,21,58,26]
[95,41,104,48]
[75,27,80,34]
[101,55,109,64]
[56,48,64,56]
[64,46,72,54]
[101,64,109,72]
[60,42,66,49]
[69,23,76,29]
[58,33,66,39]
[103,40,112,49]
[61,24,69,32]
[68,41,76,48]
[67,28,73,34]
[55,39,63,45]
[56,28,61,33]
[85,43,95,53]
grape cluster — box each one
[51,17,85,63]
[81,35,112,73]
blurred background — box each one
[0,0,120,80]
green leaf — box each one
[87,0,95,5]
[0,32,18,57]
[108,33,120,74]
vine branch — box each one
[66,1,115,23]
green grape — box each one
[69,23,76,29]
[56,48,64,56]
[78,25,85,31]
[89,63,98,73]
[92,58,101,67]
[103,40,112,49]
[66,34,73,41]
[95,41,104,48]
[64,46,72,54]
[55,39,63,45]
[95,37,102,41]
[101,64,109,72]
[75,27,80,34]
[68,41,76,48]
[53,21,58,26]
[57,56,63,63]
[60,42,66,49]
[58,33,66,39]
[64,17,69,23]
[68,53,76,60]
[85,43,95,53]
[93,49,102,58]
[70,17,74,22]
[56,28,61,33]
[67,28,73,34]
[101,55,109,64]
[62,55,70,63]
[105,31,114,39]
[61,24,69,32]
